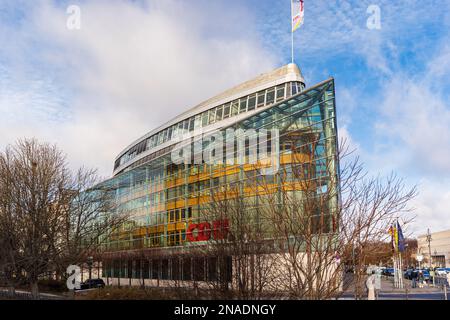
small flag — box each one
[397,221,405,252]
[388,224,397,252]
[291,0,305,32]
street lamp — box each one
[426,228,432,268]
[87,256,94,283]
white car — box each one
[436,268,449,276]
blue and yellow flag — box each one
[389,221,405,252]
[397,221,405,252]
[291,0,305,32]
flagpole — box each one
[291,30,294,64]
[290,0,294,64]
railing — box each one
[0,288,66,300]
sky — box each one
[0,0,449,236]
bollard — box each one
[444,284,448,301]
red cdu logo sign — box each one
[186,219,229,242]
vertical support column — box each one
[163,157,168,248]
[322,83,338,232]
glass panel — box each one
[247,94,256,111]
[209,109,216,124]
[266,88,275,105]
[292,82,298,95]
[276,85,285,102]
[257,90,265,107]
[239,97,247,114]
[231,100,239,116]
[216,106,223,121]
[202,111,209,126]
[223,103,231,119]
[194,114,202,128]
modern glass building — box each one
[97,64,339,284]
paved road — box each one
[339,276,449,300]
[379,292,447,300]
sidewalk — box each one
[380,277,445,294]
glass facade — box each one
[99,78,338,281]
[114,82,306,172]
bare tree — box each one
[259,138,417,299]
[193,137,417,300]
[199,177,280,300]
[0,138,126,299]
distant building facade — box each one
[417,229,450,268]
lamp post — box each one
[426,229,432,268]
[87,256,94,284]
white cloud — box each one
[361,41,450,235]
[0,0,277,177]
[411,178,450,235]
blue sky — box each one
[0,0,449,235]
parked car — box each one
[436,268,448,276]
[404,269,418,280]
[383,268,395,276]
[77,278,105,290]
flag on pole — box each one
[396,221,405,252]
[291,0,305,32]
[388,224,398,252]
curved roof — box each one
[113,63,305,174]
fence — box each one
[0,288,66,300]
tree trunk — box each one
[31,281,39,300]
[7,286,15,297]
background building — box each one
[417,229,450,268]
[94,64,339,285]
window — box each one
[182,258,192,280]
[161,260,169,279]
[257,91,265,107]
[194,114,202,128]
[239,98,247,114]
[223,103,231,119]
[207,257,218,281]
[172,124,178,139]
[193,258,205,281]
[216,106,223,121]
[292,82,298,95]
[276,85,285,102]
[189,117,195,131]
[247,94,256,111]
[209,108,216,125]
[266,88,275,105]
[152,260,160,279]
[231,101,239,116]
[202,111,209,126]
